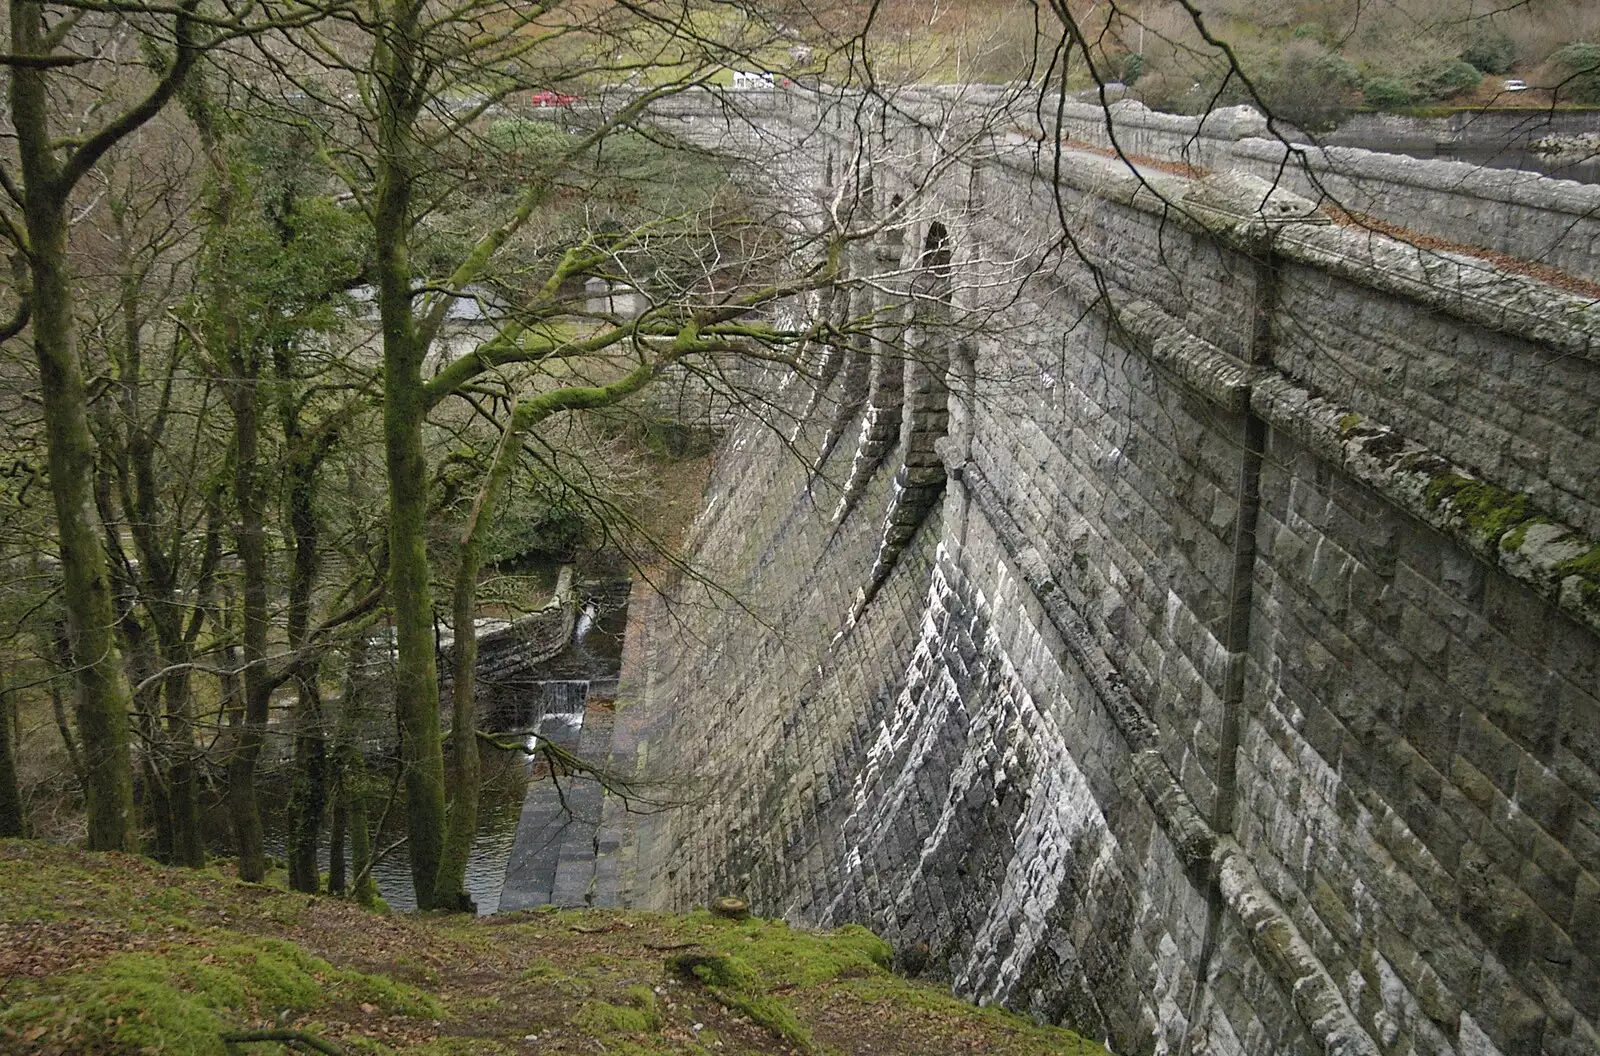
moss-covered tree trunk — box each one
[102,211,209,868]
[166,497,222,869]
[327,793,347,896]
[0,681,24,838]
[380,276,446,909]
[372,0,447,910]
[9,1,138,850]
[435,427,523,909]
[285,436,330,893]
[334,635,378,907]
[227,372,271,882]
[184,78,272,883]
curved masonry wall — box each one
[635,90,1600,1056]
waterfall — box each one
[539,680,590,719]
[573,601,597,643]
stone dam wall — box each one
[628,90,1600,1056]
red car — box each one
[530,90,579,107]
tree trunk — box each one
[224,369,270,883]
[118,599,169,861]
[196,115,269,883]
[137,684,172,861]
[347,765,378,907]
[435,418,526,909]
[374,14,447,907]
[0,680,25,838]
[228,394,270,882]
[334,629,378,907]
[164,667,206,868]
[47,627,84,793]
[105,206,209,869]
[285,673,327,893]
[382,324,445,908]
[327,790,347,896]
[10,9,138,847]
[284,409,331,893]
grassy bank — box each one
[0,841,1105,1055]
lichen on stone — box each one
[1423,471,1536,544]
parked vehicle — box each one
[1503,79,1528,92]
[731,70,792,89]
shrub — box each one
[1318,55,1362,91]
[1120,51,1145,86]
[1550,43,1600,104]
[485,503,592,567]
[1260,44,1362,130]
[1362,76,1413,109]
[1462,27,1516,75]
[1414,57,1482,100]
[486,117,572,157]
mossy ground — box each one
[0,841,1105,1055]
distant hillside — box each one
[849,0,1600,126]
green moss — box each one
[0,932,438,1052]
[1337,412,1365,433]
[518,958,561,982]
[1553,544,1600,607]
[832,923,895,969]
[571,988,663,1034]
[406,1040,515,1056]
[390,953,442,986]
[1424,472,1536,543]
[675,951,762,990]
[1554,544,1600,579]
[691,915,892,988]
[670,953,813,1051]
[144,886,202,915]
[1499,517,1560,553]
[623,984,661,1014]
[1424,474,1600,609]
[342,969,443,1018]
[711,989,812,1050]
[5,956,231,1054]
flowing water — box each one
[207,578,631,913]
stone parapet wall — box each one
[634,90,1600,1056]
[1033,96,1600,284]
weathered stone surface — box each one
[629,89,1599,1056]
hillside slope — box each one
[0,841,1105,1055]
